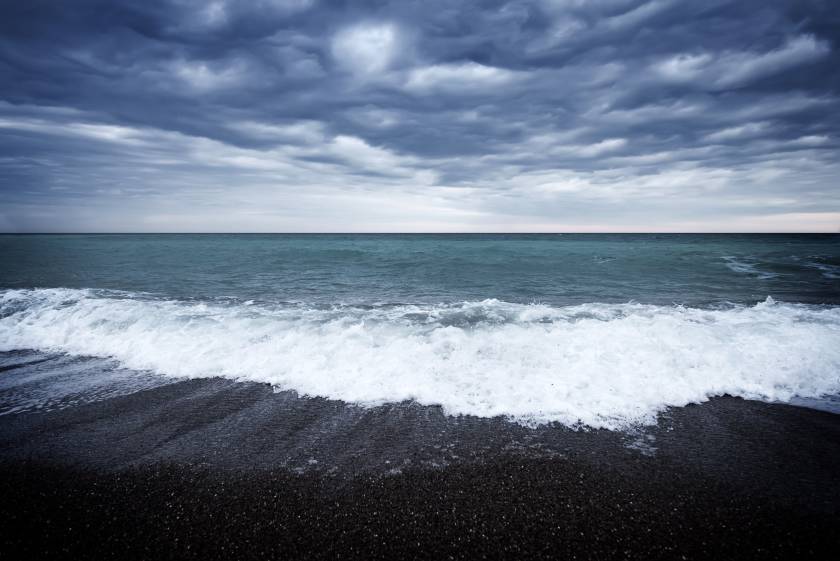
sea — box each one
[1,233,839,429]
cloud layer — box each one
[1,0,839,232]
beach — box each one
[2,376,839,560]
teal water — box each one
[1,234,839,306]
[1,234,839,427]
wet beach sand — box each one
[1,377,839,560]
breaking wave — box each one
[2,288,839,429]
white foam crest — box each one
[2,288,840,429]
[722,256,778,279]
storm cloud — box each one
[1,0,839,231]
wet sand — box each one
[1,377,839,559]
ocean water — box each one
[1,234,839,428]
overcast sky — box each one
[1,0,839,232]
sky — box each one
[1,0,839,233]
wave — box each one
[2,288,839,429]
[722,256,777,279]
[805,260,840,279]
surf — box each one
[1,288,839,429]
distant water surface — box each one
[1,234,839,306]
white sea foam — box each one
[722,256,777,279]
[2,288,840,429]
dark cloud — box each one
[1,0,839,232]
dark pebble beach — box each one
[2,377,839,560]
